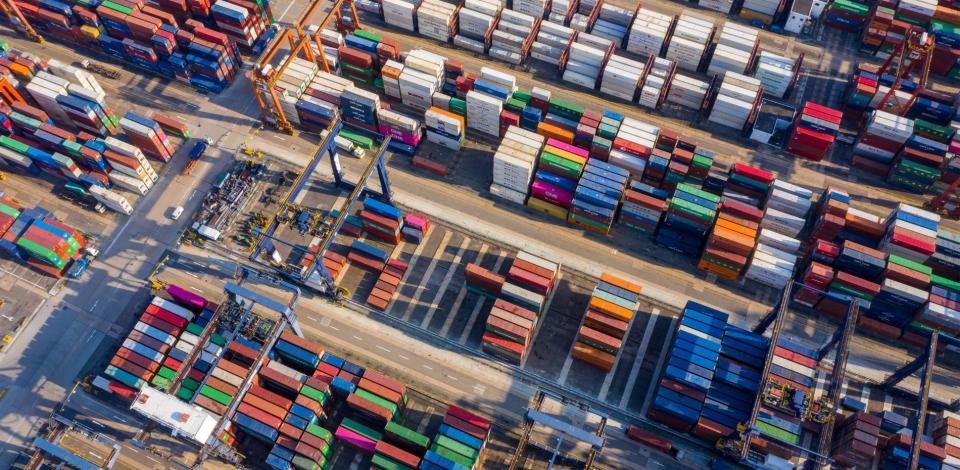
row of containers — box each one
[95,284,494,470]
[374,0,806,103]
[463,250,561,366]
[8,0,265,92]
[824,0,960,79]
[0,47,190,217]
[0,197,88,278]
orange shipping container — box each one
[697,259,740,281]
[600,273,642,295]
[714,218,757,239]
[536,122,574,144]
[588,297,633,322]
[571,343,615,370]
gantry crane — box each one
[252,0,360,133]
[927,178,960,219]
[0,0,43,43]
[874,29,934,116]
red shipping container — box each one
[116,347,160,372]
[442,414,488,440]
[247,384,294,410]
[375,441,420,468]
[238,403,282,430]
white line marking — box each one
[618,309,661,408]
[277,0,298,22]
[420,238,470,328]
[375,345,390,352]
[352,335,362,341]
[423,365,433,370]
[459,252,506,344]
[641,317,677,416]
[386,228,435,312]
[103,214,135,255]
[440,244,489,336]
[558,353,576,385]
[398,354,409,361]
[401,232,453,321]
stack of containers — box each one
[120,112,175,162]
[26,70,119,136]
[852,110,914,172]
[699,0,735,14]
[881,431,946,470]
[482,298,539,365]
[490,126,545,204]
[636,58,671,110]
[572,273,640,371]
[600,55,644,102]
[380,60,404,100]
[377,108,422,148]
[382,422,431,464]
[655,184,720,258]
[766,338,817,416]
[647,302,727,433]
[89,185,135,214]
[548,0,571,22]
[536,98,584,144]
[619,182,670,233]
[465,263,505,298]
[785,101,842,161]
[360,198,404,245]
[568,159,629,234]
[417,0,458,42]
[823,0,870,32]
[382,0,416,31]
[11,211,85,277]
[210,0,265,49]
[696,324,767,442]
[699,198,762,280]
[613,117,658,167]
[466,89,504,137]
[563,34,612,89]
[831,412,883,468]
[424,107,465,150]
[741,0,784,25]
[367,259,408,311]
[104,301,185,391]
[490,9,538,64]
[340,87,381,133]
[105,136,159,189]
[400,49,445,112]
[754,52,796,99]
[273,56,319,129]
[297,71,350,131]
[930,410,960,470]
[928,230,960,278]
[667,73,711,110]
[454,0,500,53]
[666,12,714,72]
[708,23,759,77]
[426,406,491,469]
[626,9,673,58]
[591,4,634,45]
[514,0,548,17]
[887,118,952,193]
[483,252,559,365]
[878,203,939,265]
[531,21,575,65]
[745,180,811,288]
[709,72,763,132]
[528,138,588,220]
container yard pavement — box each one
[0,33,255,468]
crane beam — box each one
[816,300,860,469]
[910,332,939,470]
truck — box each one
[182,136,212,176]
[66,248,98,279]
[320,130,365,158]
[192,223,222,241]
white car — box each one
[172,206,184,220]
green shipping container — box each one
[435,435,479,460]
[384,422,431,450]
[431,443,475,468]
[291,454,320,470]
[186,323,204,336]
[371,454,412,470]
[0,135,31,154]
[300,385,329,406]
[211,333,226,346]
[511,91,531,103]
[151,374,172,391]
[932,275,960,293]
[176,387,195,401]
[539,152,584,178]
[100,0,133,14]
[157,367,176,380]
[200,385,232,405]
[887,254,933,275]
[355,389,398,417]
[675,183,721,203]
[0,203,21,218]
[342,417,383,442]
[339,130,376,149]
[756,421,799,445]
[354,29,382,43]
[64,182,87,197]
[16,238,65,268]
[181,378,200,391]
[305,423,334,443]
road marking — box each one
[91,299,100,311]
[420,238,470,328]
[474,384,486,395]
[446,375,458,382]
[103,213,136,256]
[401,232,453,321]
[641,317,677,416]
[398,354,409,361]
[440,244,489,336]
[277,0,298,22]
[459,251,506,344]
[386,228,436,312]
[618,309,661,408]
[375,345,390,352]
[327,325,339,331]
[352,335,362,341]
[423,365,433,370]
[390,241,406,260]
[558,353,576,385]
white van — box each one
[171,206,184,220]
